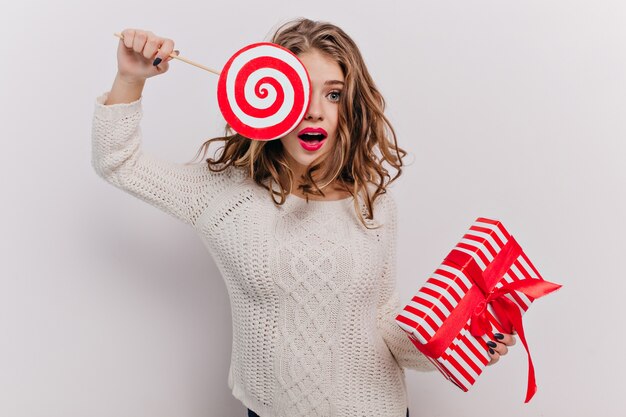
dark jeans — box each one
[248,408,409,417]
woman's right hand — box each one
[116,28,179,83]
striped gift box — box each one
[395,217,559,401]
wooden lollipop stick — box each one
[113,32,221,75]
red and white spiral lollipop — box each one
[217,43,311,141]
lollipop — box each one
[218,43,310,141]
[113,34,311,141]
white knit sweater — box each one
[91,92,433,417]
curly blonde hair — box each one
[188,18,406,228]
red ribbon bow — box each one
[415,236,561,403]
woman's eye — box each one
[327,91,342,102]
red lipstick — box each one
[297,127,328,152]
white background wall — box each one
[2,0,624,416]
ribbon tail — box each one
[504,299,537,403]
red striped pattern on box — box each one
[396,217,544,391]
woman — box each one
[92,18,515,417]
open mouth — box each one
[297,128,328,151]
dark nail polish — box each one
[494,333,504,340]
[152,57,162,66]
[489,348,495,354]
[487,341,497,348]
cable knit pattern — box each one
[91,92,433,417]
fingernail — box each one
[494,333,504,340]
[489,348,495,354]
[152,57,162,66]
[486,341,497,348]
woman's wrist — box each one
[104,73,146,105]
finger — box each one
[494,332,516,347]
[132,30,148,55]
[487,348,500,366]
[121,28,135,49]
[487,340,508,356]
[154,38,175,64]
[143,32,162,60]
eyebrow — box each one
[324,80,345,86]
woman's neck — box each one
[280,169,350,201]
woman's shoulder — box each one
[354,184,397,229]
[363,184,397,214]
[377,189,398,227]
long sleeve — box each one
[376,193,435,371]
[91,92,243,227]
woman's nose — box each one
[305,98,323,121]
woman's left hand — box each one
[486,332,516,366]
